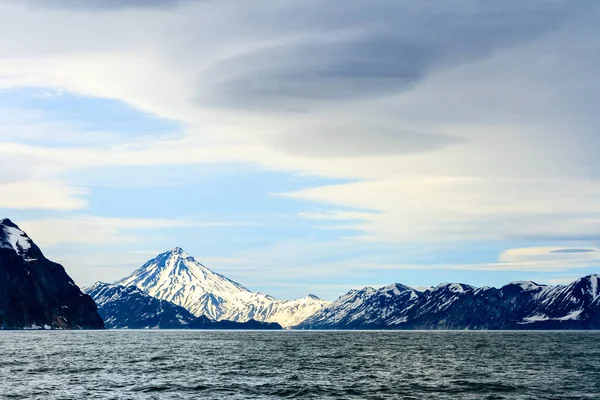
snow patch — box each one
[509,281,546,291]
[0,224,33,255]
[589,275,599,300]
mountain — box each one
[300,283,421,329]
[297,275,600,330]
[85,282,197,329]
[0,218,104,329]
[116,248,328,327]
[85,282,281,330]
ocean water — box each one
[0,331,598,399]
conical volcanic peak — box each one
[115,248,330,326]
[116,247,251,319]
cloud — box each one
[271,124,465,158]
[17,0,183,11]
[550,248,596,254]
[211,246,600,289]
[198,1,580,111]
[286,177,600,243]
[498,246,600,267]
[19,216,250,247]
[0,0,598,253]
[0,181,87,210]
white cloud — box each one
[287,177,600,243]
[0,181,87,210]
[497,246,600,270]
[19,216,249,247]
[0,0,598,249]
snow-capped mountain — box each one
[84,282,282,330]
[300,284,420,329]
[298,275,600,330]
[0,218,103,329]
[116,248,329,327]
[85,282,197,329]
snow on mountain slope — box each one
[253,294,330,327]
[0,218,35,259]
[300,284,420,329]
[84,281,283,330]
[298,275,600,330]
[117,247,252,319]
[84,282,197,329]
[520,275,600,324]
[117,248,328,327]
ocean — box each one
[1,331,598,399]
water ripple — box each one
[0,331,598,399]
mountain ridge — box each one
[297,274,600,330]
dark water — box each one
[0,331,599,399]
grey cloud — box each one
[507,233,600,243]
[199,37,432,111]
[196,0,585,111]
[550,249,596,254]
[18,0,184,10]
[271,125,465,158]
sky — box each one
[1,0,599,300]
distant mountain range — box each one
[297,276,600,330]
[1,217,598,330]
[0,219,103,329]
[92,246,600,330]
[85,282,281,330]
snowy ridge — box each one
[435,283,474,293]
[300,283,420,329]
[298,274,600,330]
[84,281,197,329]
[508,281,548,291]
[0,218,35,259]
[518,274,600,325]
[116,248,329,327]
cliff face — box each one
[0,219,104,329]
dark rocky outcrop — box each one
[188,315,282,330]
[0,218,104,329]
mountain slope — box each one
[299,284,420,329]
[85,282,197,329]
[117,248,328,327]
[297,275,600,330]
[0,218,104,329]
[85,282,282,330]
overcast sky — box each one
[1,0,599,300]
